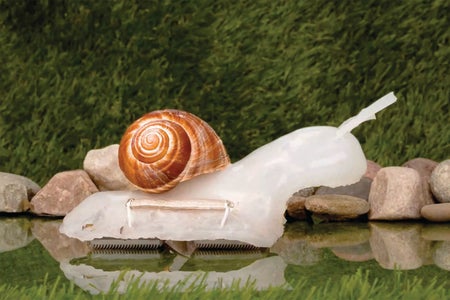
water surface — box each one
[1,217,449,293]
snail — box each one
[61,92,397,247]
[118,109,230,193]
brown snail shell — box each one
[118,109,231,193]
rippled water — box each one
[0,216,449,294]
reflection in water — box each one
[433,241,450,271]
[1,217,450,293]
[61,256,287,294]
[331,241,373,262]
[0,217,34,252]
[31,219,90,262]
[369,222,432,270]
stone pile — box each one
[286,158,450,223]
[0,145,449,224]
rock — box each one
[83,144,136,191]
[0,218,34,252]
[305,194,370,221]
[31,219,90,262]
[0,172,40,212]
[430,159,450,203]
[433,241,450,271]
[315,177,372,200]
[421,203,450,222]
[286,194,307,221]
[403,157,438,205]
[369,222,430,270]
[30,170,99,216]
[292,187,315,198]
[364,160,382,180]
[368,167,426,220]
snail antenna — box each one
[336,92,397,137]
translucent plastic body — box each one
[60,93,396,247]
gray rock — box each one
[368,167,426,220]
[421,203,450,222]
[430,159,450,203]
[292,187,315,198]
[369,222,430,270]
[30,170,99,216]
[364,160,382,180]
[83,144,137,191]
[403,157,438,205]
[305,194,370,221]
[0,172,40,212]
[315,177,372,200]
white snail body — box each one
[61,93,397,247]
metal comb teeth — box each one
[193,239,260,250]
[89,238,164,251]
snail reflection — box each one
[9,219,448,295]
[60,93,397,247]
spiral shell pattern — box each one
[118,109,231,193]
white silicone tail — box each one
[336,92,397,137]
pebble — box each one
[403,157,438,205]
[0,172,40,213]
[30,170,98,216]
[368,167,426,220]
[364,160,382,180]
[421,203,450,222]
[83,144,136,191]
[305,194,370,221]
[315,176,372,200]
[286,194,308,221]
[430,159,450,203]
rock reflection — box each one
[270,222,322,265]
[31,219,90,262]
[304,222,370,248]
[421,223,450,242]
[369,222,432,270]
[331,241,373,262]
[433,241,450,271]
[0,217,34,252]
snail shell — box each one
[118,109,231,193]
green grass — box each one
[0,0,448,186]
[0,269,448,300]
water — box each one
[0,216,449,293]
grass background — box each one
[0,0,448,186]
